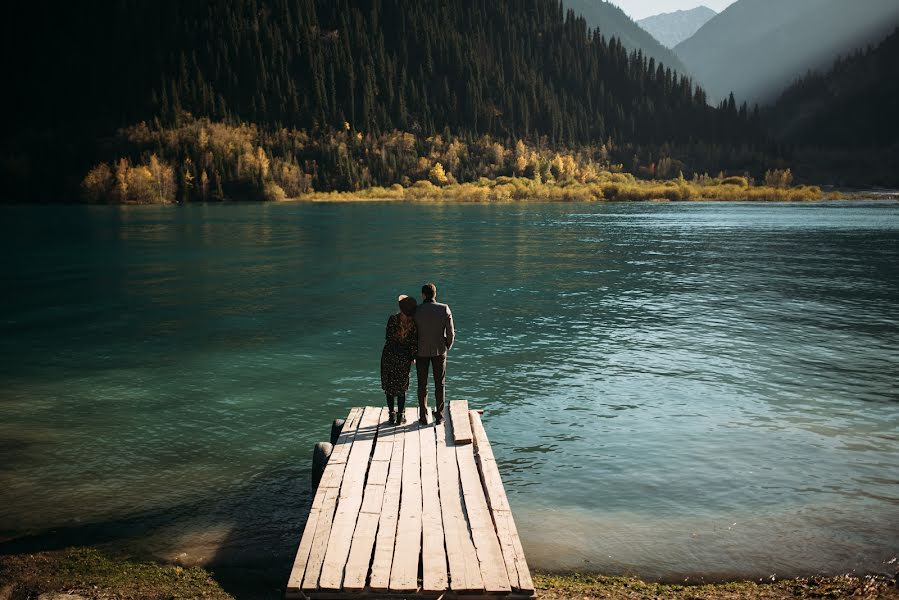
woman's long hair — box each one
[396,313,414,340]
[396,295,417,340]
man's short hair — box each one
[422,283,437,300]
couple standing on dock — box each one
[380,282,455,427]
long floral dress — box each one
[380,313,418,395]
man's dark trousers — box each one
[416,354,446,422]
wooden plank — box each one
[290,591,536,600]
[389,406,423,592]
[318,406,384,590]
[470,411,533,593]
[492,510,535,593]
[300,485,341,590]
[368,417,405,591]
[343,412,397,591]
[289,407,362,593]
[419,422,448,591]
[468,411,505,510]
[330,407,365,464]
[286,491,324,592]
[449,400,473,445]
[436,417,484,591]
[456,441,511,591]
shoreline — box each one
[1,548,896,600]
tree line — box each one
[4,0,777,201]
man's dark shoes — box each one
[433,410,444,425]
[398,413,407,425]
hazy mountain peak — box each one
[564,0,690,74]
[637,5,717,49]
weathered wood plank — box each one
[419,421,448,591]
[449,400,473,445]
[330,407,365,464]
[288,591,536,600]
[436,418,484,591]
[300,485,342,590]
[290,407,363,592]
[470,411,533,593]
[492,510,535,593]
[368,417,405,592]
[389,406,423,592]
[468,411,506,510]
[319,407,384,590]
[317,407,365,491]
[343,411,397,591]
[456,442,511,592]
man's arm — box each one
[445,308,455,351]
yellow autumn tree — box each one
[81,163,113,203]
[428,162,449,186]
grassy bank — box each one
[1,548,895,600]
[297,173,824,203]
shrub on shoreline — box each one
[301,175,822,203]
[80,114,825,204]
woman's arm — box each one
[385,314,396,341]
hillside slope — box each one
[563,0,690,74]
[767,27,899,147]
[674,0,899,104]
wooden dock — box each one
[287,400,534,599]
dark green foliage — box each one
[767,28,899,146]
[763,27,899,186]
[3,0,765,201]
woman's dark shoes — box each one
[388,410,396,424]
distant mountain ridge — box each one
[674,0,899,104]
[637,6,716,49]
[564,0,689,74]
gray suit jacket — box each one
[414,300,454,357]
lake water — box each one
[1,201,897,582]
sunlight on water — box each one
[1,201,897,578]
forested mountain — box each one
[4,0,760,201]
[674,0,899,104]
[761,27,899,186]
[563,0,689,74]
[637,6,716,49]
[767,27,899,147]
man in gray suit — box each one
[414,282,454,425]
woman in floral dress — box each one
[380,294,418,424]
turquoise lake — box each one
[1,201,897,580]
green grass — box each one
[533,571,898,599]
[0,547,231,600]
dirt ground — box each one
[0,548,896,600]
